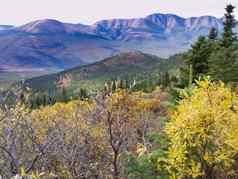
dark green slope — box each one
[23,52,183,93]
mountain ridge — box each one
[0,13,236,70]
[14,13,224,40]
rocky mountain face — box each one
[17,14,224,40]
[0,13,234,70]
[90,14,223,40]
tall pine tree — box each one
[181,36,212,86]
[208,4,238,83]
[220,4,237,48]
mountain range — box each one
[0,13,236,70]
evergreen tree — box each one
[161,71,170,88]
[79,88,89,100]
[208,27,218,40]
[208,4,238,83]
[61,87,68,102]
[35,95,42,107]
[42,94,47,106]
[209,47,238,82]
[220,4,237,48]
[111,80,117,92]
[181,36,212,86]
[125,77,130,89]
[188,36,211,76]
[19,93,25,104]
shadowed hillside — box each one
[23,52,183,93]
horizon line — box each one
[3,12,226,27]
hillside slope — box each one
[23,52,183,93]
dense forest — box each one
[0,4,238,179]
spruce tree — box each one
[208,4,238,83]
[161,71,170,88]
[208,27,218,40]
[209,48,238,82]
[61,87,68,102]
[111,80,117,92]
[79,88,88,100]
[181,36,212,86]
[220,4,237,48]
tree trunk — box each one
[112,151,119,179]
[189,64,193,87]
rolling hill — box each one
[22,52,183,94]
[0,13,232,71]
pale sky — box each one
[0,0,237,26]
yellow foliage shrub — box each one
[165,78,238,178]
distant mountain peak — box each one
[15,13,224,37]
[0,12,236,70]
[18,19,66,33]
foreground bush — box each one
[0,89,166,179]
[166,78,238,178]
